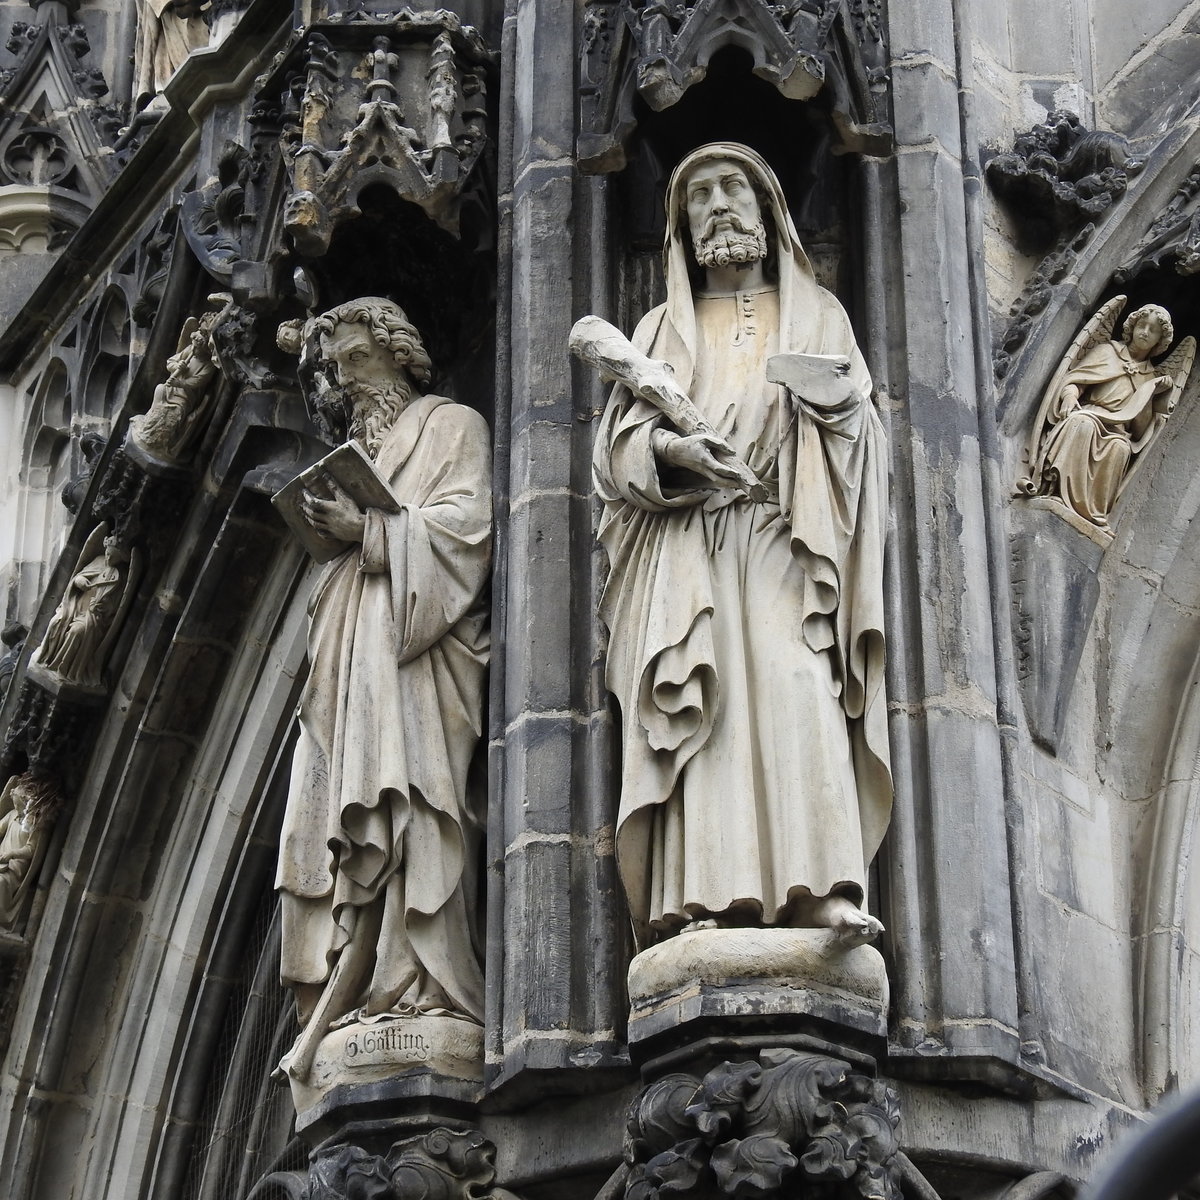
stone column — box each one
[875,0,1027,1084]
[487,0,629,1094]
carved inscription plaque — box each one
[343,1025,431,1066]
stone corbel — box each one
[258,1128,518,1200]
[623,1049,901,1200]
[986,111,1143,251]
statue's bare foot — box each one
[811,895,884,946]
[680,917,721,934]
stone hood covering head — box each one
[658,141,855,395]
[653,143,888,735]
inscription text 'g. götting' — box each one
[344,1027,432,1065]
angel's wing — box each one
[73,522,109,574]
[95,545,142,676]
[1018,295,1128,494]
[1157,335,1196,415]
[174,316,201,354]
[1115,334,1196,503]
[0,774,16,826]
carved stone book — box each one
[272,440,401,563]
[766,351,853,409]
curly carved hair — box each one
[1122,304,1174,358]
[9,772,61,825]
[310,297,433,388]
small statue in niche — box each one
[273,298,492,1084]
[0,772,61,928]
[129,297,230,464]
[573,143,892,951]
[31,524,140,691]
[134,0,211,110]
[1019,296,1196,536]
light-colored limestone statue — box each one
[275,298,492,1089]
[129,297,229,463]
[32,524,139,691]
[0,773,60,928]
[1019,296,1195,540]
[577,142,892,952]
[134,0,211,110]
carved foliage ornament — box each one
[262,12,492,257]
[986,111,1143,246]
[625,1050,900,1200]
[296,1128,516,1200]
[1114,158,1200,284]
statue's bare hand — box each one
[301,476,366,543]
[660,433,752,488]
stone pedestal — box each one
[289,1013,484,1141]
[626,928,889,1058]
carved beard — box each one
[692,214,768,268]
[347,379,413,459]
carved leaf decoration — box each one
[686,1061,762,1138]
[799,1103,860,1183]
[850,1160,902,1200]
[631,1073,704,1155]
[645,1138,707,1194]
[625,1163,657,1200]
[303,1145,393,1200]
[742,1049,846,1140]
[709,1135,797,1197]
[388,1130,497,1200]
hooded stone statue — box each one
[592,142,892,949]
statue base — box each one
[288,1012,484,1138]
[1021,494,1113,547]
[25,661,109,703]
[123,427,191,476]
[626,927,888,1058]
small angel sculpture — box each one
[32,524,140,691]
[1019,296,1196,537]
[129,296,230,463]
[0,772,60,928]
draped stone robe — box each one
[134,0,210,106]
[277,394,492,1024]
[1040,340,1164,524]
[594,285,891,949]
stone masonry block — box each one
[890,58,963,153]
[503,490,574,714]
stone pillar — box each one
[877,0,1027,1083]
[487,0,629,1094]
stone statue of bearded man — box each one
[591,143,892,951]
[275,298,492,1084]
